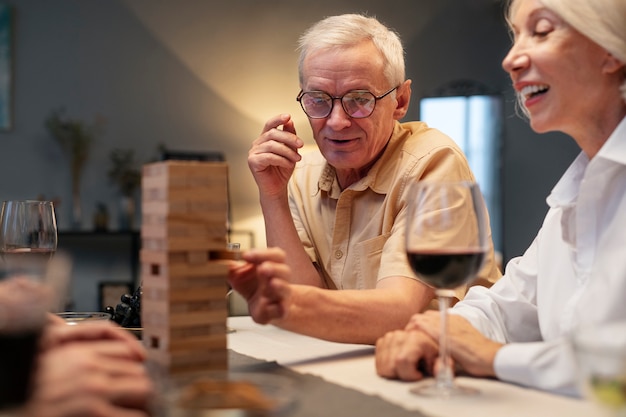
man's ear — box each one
[393,79,412,120]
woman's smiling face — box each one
[501,0,614,137]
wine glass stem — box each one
[435,290,454,390]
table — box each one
[227,316,606,417]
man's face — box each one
[300,40,408,185]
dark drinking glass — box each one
[0,329,42,409]
[0,272,48,410]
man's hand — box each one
[406,311,501,378]
[248,114,303,198]
[228,248,292,324]
[375,328,439,381]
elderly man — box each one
[229,13,500,345]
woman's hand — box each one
[407,310,502,377]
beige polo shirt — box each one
[288,121,501,296]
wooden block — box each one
[146,322,227,340]
[140,252,229,280]
[142,275,227,294]
[168,262,229,278]
[140,250,194,265]
[142,160,228,178]
[140,251,229,270]
[143,331,226,352]
[141,222,227,241]
[141,217,229,241]
[145,286,228,303]
[141,278,228,302]
[175,298,227,314]
[142,321,227,346]
[142,161,229,194]
[169,323,227,340]
[142,297,228,324]
[143,186,229,202]
[146,347,228,374]
[186,251,208,264]
[142,301,227,327]
[141,236,227,252]
[141,286,227,304]
[169,334,227,351]
[209,249,242,261]
[142,200,229,218]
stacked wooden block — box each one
[140,160,230,375]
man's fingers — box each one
[376,330,426,381]
[257,114,302,149]
[241,247,287,265]
[261,113,292,135]
[281,117,297,135]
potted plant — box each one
[45,109,104,229]
[108,148,141,230]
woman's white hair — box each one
[297,14,405,88]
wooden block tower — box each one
[140,160,230,375]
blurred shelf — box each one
[57,231,140,311]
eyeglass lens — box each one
[300,91,376,119]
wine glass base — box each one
[410,380,479,397]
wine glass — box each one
[405,181,489,397]
[0,201,62,408]
[572,322,626,416]
[0,200,58,279]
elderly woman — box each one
[375,0,626,396]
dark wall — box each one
[0,0,581,265]
[0,0,257,231]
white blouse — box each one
[452,116,626,396]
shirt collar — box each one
[546,152,589,208]
[547,116,626,208]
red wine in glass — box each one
[407,250,486,289]
[405,181,489,397]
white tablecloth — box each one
[227,316,608,417]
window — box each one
[419,87,502,252]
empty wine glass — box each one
[0,200,58,279]
[405,181,489,397]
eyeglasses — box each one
[296,86,398,119]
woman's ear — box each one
[602,52,625,75]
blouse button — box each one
[334,250,343,259]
